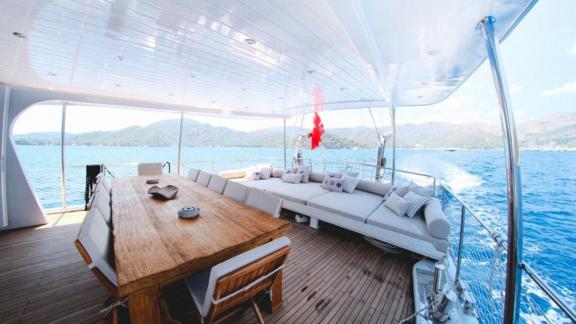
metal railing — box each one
[28,158,575,322]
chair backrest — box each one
[137,162,163,176]
[245,188,282,217]
[93,188,112,225]
[208,175,228,194]
[196,171,212,187]
[222,181,249,203]
[187,168,201,182]
[75,209,117,297]
[200,237,290,318]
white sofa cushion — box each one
[208,175,228,194]
[383,193,412,216]
[366,204,449,252]
[267,182,331,205]
[424,198,451,239]
[356,180,394,197]
[307,190,384,222]
[223,181,249,203]
[246,188,282,217]
[196,171,212,187]
[219,169,245,179]
[309,172,325,183]
[281,173,303,184]
[236,178,286,191]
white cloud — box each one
[509,83,522,93]
[541,81,576,96]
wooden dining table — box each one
[111,174,290,324]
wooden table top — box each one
[111,174,289,296]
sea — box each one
[15,145,576,323]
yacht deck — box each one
[0,211,416,324]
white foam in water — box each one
[441,163,484,193]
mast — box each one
[479,16,523,324]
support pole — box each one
[176,112,184,175]
[479,16,523,324]
[0,86,11,227]
[390,105,396,185]
[60,103,67,208]
[283,118,287,169]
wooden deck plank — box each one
[0,212,416,324]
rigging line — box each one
[367,103,383,143]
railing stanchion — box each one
[455,204,466,286]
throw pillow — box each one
[296,166,312,183]
[321,176,344,192]
[395,185,411,197]
[403,191,431,218]
[282,173,303,184]
[383,193,412,216]
[272,168,284,178]
[244,166,261,180]
[341,173,360,193]
[257,164,273,179]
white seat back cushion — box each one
[196,171,212,187]
[208,175,228,194]
[187,169,200,182]
[93,189,111,225]
[223,181,249,202]
[78,209,117,285]
[137,163,163,176]
[246,188,282,217]
[424,198,450,239]
[199,237,291,316]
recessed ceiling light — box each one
[306,70,315,74]
[417,95,424,98]
[241,87,247,91]
[169,93,174,96]
[211,100,216,104]
[421,82,429,86]
[278,96,284,100]
[244,106,249,109]
[244,38,256,45]
[12,32,26,39]
[339,87,347,91]
[48,72,57,77]
[117,55,125,61]
[114,83,121,87]
[426,50,440,56]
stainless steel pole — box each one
[60,103,67,208]
[390,105,396,185]
[455,204,466,285]
[0,86,11,227]
[176,112,184,175]
[283,118,287,169]
[479,16,523,324]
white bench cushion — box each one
[235,178,286,191]
[196,171,212,187]
[266,182,331,205]
[307,190,384,222]
[223,181,249,202]
[208,175,228,194]
[366,204,449,252]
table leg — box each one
[270,270,284,312]
[128,287,162,324]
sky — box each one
[12,0,576,135]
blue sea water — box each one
[15,145,576,322]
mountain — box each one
[13,112,576,149]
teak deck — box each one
[0,211,417,324]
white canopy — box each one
[0,0,536,117]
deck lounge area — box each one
[0,211,416,324]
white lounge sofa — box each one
[221,169,450,260]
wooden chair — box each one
[245,188,282,218]
[185,237,291,324]
[75,210,178,324]
[137,162,163,176]
[222,181,249,203]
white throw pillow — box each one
[341,173,360,193]
[296,166,312,183]
[244,166,261,180]
[321,176,344,192]
[403,191,431,218]
[257,164,273,179]
[282,172,303,184]
[272,168,284,178]
[383,193,412,216]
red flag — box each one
[308,85,324,150]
